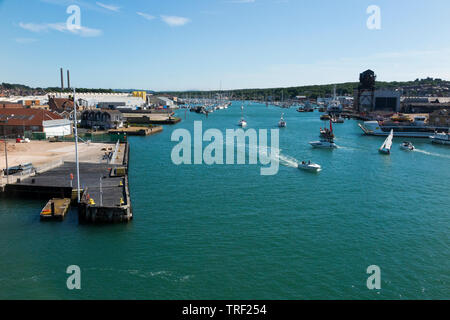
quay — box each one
[109,125,163,136]
[122,112,182,125]
[1,141,132,223]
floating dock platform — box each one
[40,198,71,221]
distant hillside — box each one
[159,77,450,100]
[1,77,449,99]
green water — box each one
[0,102,449,299]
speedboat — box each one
[400,141,415,151]
[298,161,321,172]
[278,113,286,127]
[309,139,337,149]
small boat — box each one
[320,114,331,121]
[400,141,415,151]
[298,161,321,172]
[379,129,394,154]
[309,139,337,149]
[278,113,286,127]
[238,104,247,127]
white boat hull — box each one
[298,163,321,172]
[309,141,337,149]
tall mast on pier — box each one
[70,76,81,203]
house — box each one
[48,97,74,113]
[0,108,72,137]
[80,109,124,130]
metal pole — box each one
[4,140,9,184]
[73,88,81,203]
[100,176,103,207]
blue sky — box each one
[0,0,449,91]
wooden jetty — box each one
[40,198,71,221]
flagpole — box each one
[73,87,81,203]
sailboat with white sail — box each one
[379,129,394,154]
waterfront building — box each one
[80,109,124,130]
[0,108,71,137]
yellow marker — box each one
[119,181,123,186]
[89,198,96,205]
[120,198,124,205]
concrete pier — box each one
[1,142,133,223]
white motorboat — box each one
[278,113,286,127]
[309,139,337,149]
[298,161,321,172]
[400,141,415,151]
[379,129,394,154]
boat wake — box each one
[414,148,450,159]
[278,154,299,168]
[229,141,300,168]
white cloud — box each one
[96,2,120,12]
[160,15,191,27]
[137,12,155,21]
[19,22,102,37]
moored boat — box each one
[429,131,450,145]
[358,117,449,138]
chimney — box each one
[60,68,64,90]
[67,70,71,89]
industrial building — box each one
[0,108,71,138]
[354,70,401,112]
[55,92,146,110]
